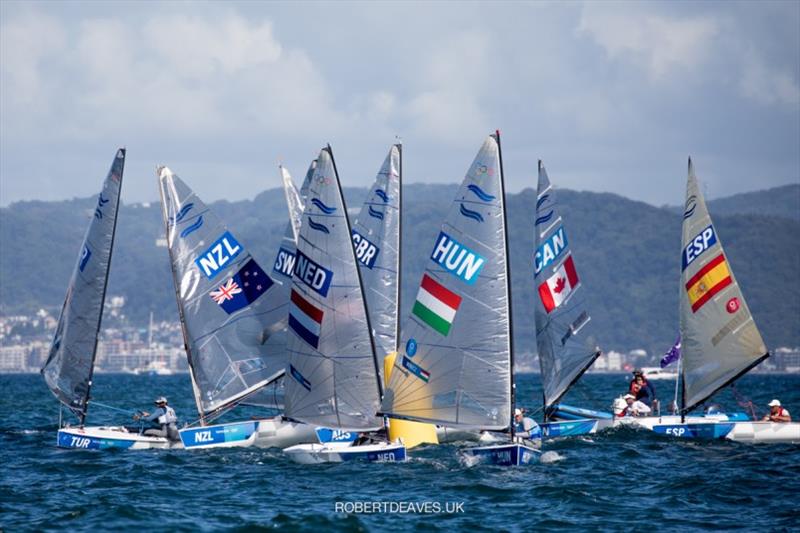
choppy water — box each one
[1,373,798,531]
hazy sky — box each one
[1,1,798,207]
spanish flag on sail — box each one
[685,253,732,313]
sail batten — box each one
[158,167,288,417]
[42,149,126,421]
[534,161,600,414]
[679,159,767,413]
[380,134,512,430]
[284,147,382,430]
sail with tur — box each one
[679,159,768,414]
[351,144,402,373]
[42,149,126,422]
[158,167,288,417]
[284,146,383,430]
[380,133,512,430]
[534,161,600,417]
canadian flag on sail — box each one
[538,255,580,313]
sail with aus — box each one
[284,146,383,430]
[42,149,126,422]
[158,167,288,417]
[381,134,511,430]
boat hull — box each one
[725,421,800,443]
[179,420,260,450]
[541,419,598,438]
[464,443,540,466]
[284,442,407,464]
[57,427,178,450]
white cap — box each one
[768,399,781,407]
[624,394,636,400]
[514,408,522,416]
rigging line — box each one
[89,400,136,415]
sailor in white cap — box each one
[622,393,651,417]
[134,396,180,440]
[762,399,791,423]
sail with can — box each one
[42,149,126,423]
[351,144,402,372]
[284,146,382,430]
[380,133,512,430]
[158,167,287,417]
[534,161,601,417]
[679,158,768,414]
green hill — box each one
[1,183,797,356]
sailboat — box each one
[157,167,292,449]
[631,159,799,443]
[282,145,407,463]
[380,131,536,466]
[532,161,606,438]
[43,149,169,449]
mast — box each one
[80,149,125,427]
[495,130,515,441]
[327,146,384,401]
[395,142,403,353]
[157,170,205,425]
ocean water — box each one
[1,373,798,532]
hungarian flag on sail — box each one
[685,253,731,313]
[412,274,462,336]
[538,255,580,314]
[289,289,324,348]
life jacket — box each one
[158,406,178,425]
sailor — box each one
[134,396,179,440]
[622,393,651,416]
[513,408,540,442]
[762,399,792,422]
[630,370,656,408]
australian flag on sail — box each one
[209,258,273,315]
[660,335,681,368]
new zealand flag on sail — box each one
[209,258,273,315]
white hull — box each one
[284,441,407,464]
[253,417,320,449]
[622,415,800,443]
[57,426,181,450]
[723,421,800,443]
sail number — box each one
[194,431,213,443]
[664,427,686,437]
[70,436,91,448]
[195,232,243,279]
[351,230,380,269]
[373,452,396,462]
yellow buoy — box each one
[384,351,439,448]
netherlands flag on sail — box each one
[538,255,580,314]
[289,289,324,349]
[412,274,462,336]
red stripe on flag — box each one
[690,276,732,312]
[538,281,555,313]
[564,255,579,287]
[420,274,462,309]
[291,289,323,323]
[685,253,726,290]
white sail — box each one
[42,149,125,421]
[351,144,402,373]
[680,159,768,413]
[380,134,512,430]
[158,168,288,416]
[284,147,382,430]
[534,161,600,413]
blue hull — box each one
[541,419,598,438]
[339,446,407,462]
[57,429,136,450]
[652,422,735,440]
[552,404,614,421]
[466,444,539,466]
[179,421,258,449]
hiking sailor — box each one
[134,396,179,440]
[513,408,540,442]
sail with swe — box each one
[351,144,402,376]
[534,161,600,416]
[284,146,383,430]
[381,134,511,430]
[42,149,126,422]
[158,168,288,417]
[679,158,767,414]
